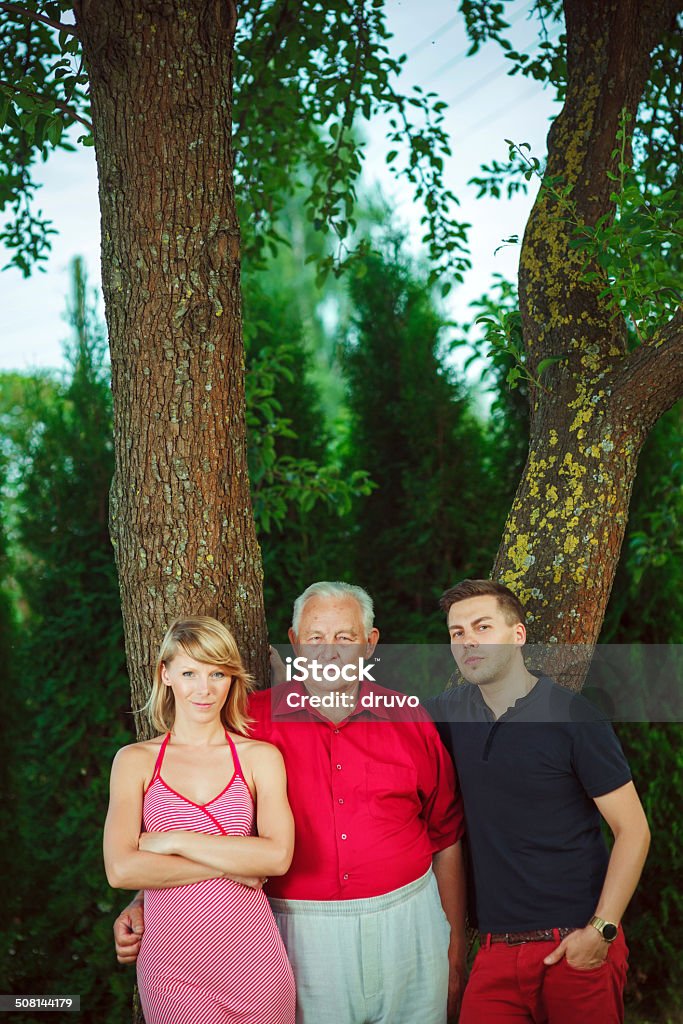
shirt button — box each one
[341,833,347,840]
[343,873,349,880]
[334,729,340,734]
[336,764,342,770]
[338,798,344,805]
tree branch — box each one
[518,0,681,383]
[0,0,79,35]
[615,306,683,432]
[0,80,93,132]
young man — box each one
[428,579,650,1024]
[114,581,466,1023]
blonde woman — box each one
[104,617,295,1024]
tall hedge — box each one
[3,261,134,1021]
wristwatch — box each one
[589,916,618,942]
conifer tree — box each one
[0,449,18,990]
[5,259,133,1020]
[343,238,500,641]
[243,265,367,640]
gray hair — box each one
[291,581,375,636]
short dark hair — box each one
[439,579,526,625]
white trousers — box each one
[269,868,450,1024]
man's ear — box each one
[288,627,298,652]
[365,627,380,657]
[514,622,527,645]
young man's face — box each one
[447,594,525,686]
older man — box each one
[115,582,466,1023]
[428,579,650,1024]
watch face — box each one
[602,923,618,941]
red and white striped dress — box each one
[137,731,295,1024]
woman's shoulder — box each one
[112,735,166,771]
[231,734,284,770]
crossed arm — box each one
[106,740,294,960]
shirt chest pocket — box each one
[366,762,420,821]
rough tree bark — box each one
[73,0,267,726]
[494,0,683,661]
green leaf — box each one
[536,356,564,376]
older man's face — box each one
[288,594,379,694]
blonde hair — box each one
[146,616,254,735]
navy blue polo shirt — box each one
[427,676,632,933]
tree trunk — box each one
[494,0,683,663]
[74,0,267,729]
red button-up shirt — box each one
[248,680,464,900]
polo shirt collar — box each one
[470,673,548,721]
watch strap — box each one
[589,915,618,942]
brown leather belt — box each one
[483,927,576,945]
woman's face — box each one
[161,652,232,722]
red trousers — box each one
[459,929,628,1024]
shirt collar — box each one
[470,672,547,721]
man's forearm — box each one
[593,826,650,924]
[432,841,467,957]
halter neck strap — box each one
[150,732,171,783]
[225,730,244,778]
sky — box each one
[0,0,562,372]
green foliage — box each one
[464,6,682,383]
[568,114,682,341]
[0,1,469,285]
[474,305,564,391]
[463,2,681,186]
[469,146,536,202]
[451,273,529,410]
[602,404,683,644]
[0,1,85,273]
[0,259,134,1020]
[502,123,683,345]
[447,275,531,523]
[465,6,683,284]
[618,723,683,1020]
[341,234,506,641]
[245,332,372,537]
[243,263,372,639]
[0,442,18,958]
[461,2,566,90]
[632,18,683,194]
[235,0,470,284]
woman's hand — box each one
[138,831,178,855]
